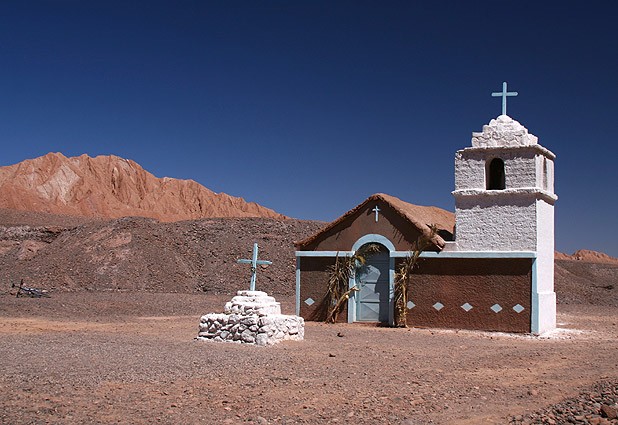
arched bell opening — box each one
[486,158,506,190]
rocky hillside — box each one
[0,211,324,296]
[0,153,286,221]
[0,210,616,304]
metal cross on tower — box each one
[237,242,273,291]
[491,81,518,116]
[372,205,381,222]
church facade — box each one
[294,115,557,334]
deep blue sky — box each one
[1,1,617,256]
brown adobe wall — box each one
[402,258,532,333]
[297,257,348,323]
[305,201,437,252]
[298,256,533,332]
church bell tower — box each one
[452,112,557,334]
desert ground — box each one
[0,292,616,425]
[1,212,617,424]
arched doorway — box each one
[355,243,390,322]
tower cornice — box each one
[452,187,558,204]
[456,144,556,160]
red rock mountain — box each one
[0,153,286,221]
[555,249,618,265]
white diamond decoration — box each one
[406,301,416,309]
[304,297,315,306]
[513,304,525,313]
[461,302,473,312]
[490,304,503,313]
[433,302,444,311]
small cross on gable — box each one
[237,242,273,291]
[372,205,380,222]
[491,81,518,116]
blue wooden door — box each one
[355,246,390,322]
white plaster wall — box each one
[536,155,556,193]
[505,155,537,188]
[454,151,485,190]
[536,155,544,189]
[546,158,555,193]
[455,195,537,251]
[535,199,555,292]
[533,199,556,334]
[532,291,556,335]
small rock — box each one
[601,404,618,419]
[256,333,269,346]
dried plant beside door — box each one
[324,244,380,323]
[394,225,438,327]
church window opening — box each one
[487,158,505,190]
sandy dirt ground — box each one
[0,292,616,424]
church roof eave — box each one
[294,193,455,251]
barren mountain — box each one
[0,152,286,221]
[556,249,618,265]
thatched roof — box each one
[295,193,455,250]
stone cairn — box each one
[197,290,304,346]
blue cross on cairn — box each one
[237,243,273,291]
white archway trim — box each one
[351,234,396,252]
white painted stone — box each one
[241,329,255,343]
[241,316,258,326]
[255,333,269,346]
[471,115,538,147]
[258,316,273,326]
[223,290,281,316]
[197,289,304,346]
